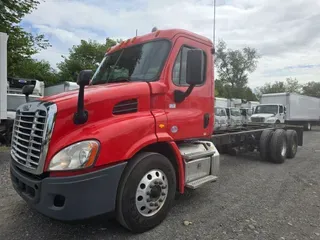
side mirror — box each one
[186,49,204,85]
[284,107,286,114]
[174,49,205,103]
[22,85,35,102]
[74,70,93,125]
[77,70,93,86]
[22,85,35,95]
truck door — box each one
[279,105,285,123]
[165,37,213,140]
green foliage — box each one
[302,81,320,98]
[255,77,302,98]
[15,58,59,86]
[215,39,260,88]
[285,77,302,93]
[214,40,259,101]
[57,38,119,82]
[0,0,51,77]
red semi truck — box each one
[9,28,303,233]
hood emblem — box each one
[23,104,32,111]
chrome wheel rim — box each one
[135,169,168,217]
[281,141,287,157]
[292,141,297,154]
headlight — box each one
[48,140,100,171]
[266,118,276,123]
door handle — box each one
[204,113,210,128]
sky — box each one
[21,0,320,89]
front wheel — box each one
[116,152,176,233]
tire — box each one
[259,129,274,161]
[270,129,287,164]
[219,145,229,154]
[286,130,298,159]
[116,152,176,233]
[304,122,311,131]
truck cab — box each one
[240,107,253,124]
[225,107,242,127]
[251,104,286,124]
[9,29,220,233]
[0,78,43,145]
[214,107,228,131]
[6,78,44,119]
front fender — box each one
[44,112,157,171]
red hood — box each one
[43,82,133,104]
[44,82,152,167]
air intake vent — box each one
[113,99,138,115]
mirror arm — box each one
[73,84,88,125]
[173,84,195,103]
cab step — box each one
[185,175,218,189]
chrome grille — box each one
[11,110,46,169]
[251,117,265,123]
[10,102,57,174]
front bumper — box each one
[10,161,127,221]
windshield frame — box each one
[90,38,172,85]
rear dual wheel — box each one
[116,152,176,233]
[270,129,287,164]
[260,129,297,163]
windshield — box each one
[230,108,241,116]
[254,105,278,114]
[7,95,39,111]
[91,40,171,85]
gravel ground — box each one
[1,128,320,240]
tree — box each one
[284,77,302,93]
[16,58,59,86]
[302,81,320,98]
[215,39,260,89]
[0,0,51,77]
[214,39,260,100]
[255,77,302,98]
[57,38,119,82]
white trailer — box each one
[214,97,228,108]
[241,101,259,112]
[214,97,242,128]
[229,98,242,108]
[0,32,8,124]
[44,81,79,96]
[251,92,320,130]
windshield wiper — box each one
[108,77,131,83]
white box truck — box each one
[214,97,242,129]
[251,92,320,130]
[44,81,79,96]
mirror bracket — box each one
[73,70,93,125]
[174,85,195,103]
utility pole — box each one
[213,0,216,46]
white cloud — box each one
[22,0,320,87]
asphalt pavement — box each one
[1,128,320,240]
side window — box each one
[279,105,284,113]
[172,46,206,86]
[215,108,219,116]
